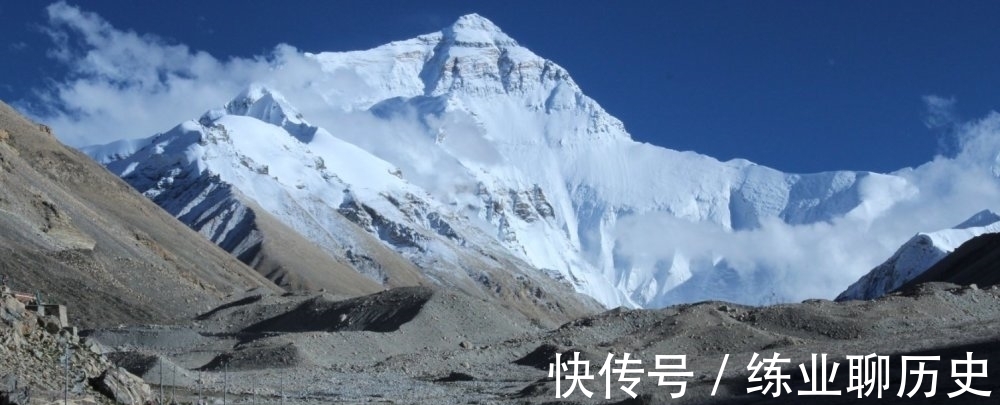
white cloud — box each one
[21,2,325,146]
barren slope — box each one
[233,194,414,294]
[0,101,277,327]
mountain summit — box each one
[445,13,515,45]
[86,15,939,309]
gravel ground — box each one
[85,282,1000,404]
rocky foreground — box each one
[55,282,997,405]
[0,288,152,404]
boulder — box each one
[0,296,25,326]
[89,367,152,405]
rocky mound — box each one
[105,352,197,387]
[0,290,151,404]
[192,286,538,340]
[198,336,311,371]
[244,287,432,333]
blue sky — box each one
[1,1,998,173]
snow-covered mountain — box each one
[836,210,1000,301]
[84,84,602,325]
[86,14,924,309]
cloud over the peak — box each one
[21,2,322,146]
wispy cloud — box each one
[921,94,963,156]
[922,94,958,129]
[8,41,28,52]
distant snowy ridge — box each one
[836,210,1000,301]
[86,14,929,308]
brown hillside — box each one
[0,101,277,328]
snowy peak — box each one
[444,14,517,47]
[418,14,580,100]
[954,209,1000,229]
[217,84,317,142]
[837,209,1000,301]
[224,84,299,122]
[452,13,501,31]
[306,14,625,143]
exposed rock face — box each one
[338,196,426,253]
[901,232,1000,290]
